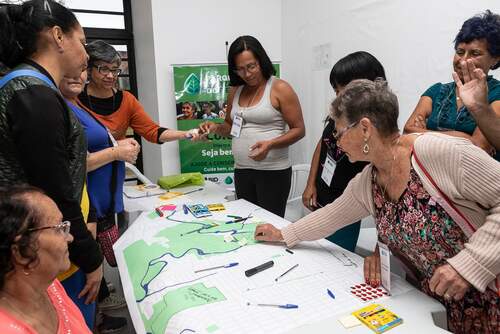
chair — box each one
[284,164,310,222]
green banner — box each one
[173,64,280,187]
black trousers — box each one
[234,167,292,217]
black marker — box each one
[245,260,274,277]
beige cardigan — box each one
[282,133,500,292]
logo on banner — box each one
[183,73,200,95]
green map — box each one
[123,214,259,334]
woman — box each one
[60,70,136,332]
[404,10,500,160]
[255,73,500,333]
[302,51,385,251]
[0,185,91,333]
[0,0,102,315]
[200,36,305,217]
[78,40,199,143]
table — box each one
[114,199,447,334]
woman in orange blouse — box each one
[78,40,200,143]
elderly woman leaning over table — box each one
[255,73,500,333]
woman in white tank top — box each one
[200,36,305,217]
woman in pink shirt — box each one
[0,185,91,334]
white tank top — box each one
[230,76,290,170]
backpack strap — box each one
[0,69,57,90]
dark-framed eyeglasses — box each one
[233,62,259,76]
[93,65,122,77]
[332,121,359,141]
[26,221,71,236]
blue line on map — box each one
[136,212,255,303]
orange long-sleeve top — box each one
[77,90,164,143]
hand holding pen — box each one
[254,223,284,242]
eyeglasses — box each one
[332,121,359,141]
[93,65,122,77]
[233,62,259,76]
[26,221,71,236]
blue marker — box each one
[327,288,335,300]
[183,204,188,214]
[255,303,298,309]
[194,262,239,273]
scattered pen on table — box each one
[327,288,335,300]
[155,207,164,217]
[182,188,204,196]
[225,215,252,224]
[274,264,299,282]
[247,302,298,309]
[194,262,239,273]
[227,215,242,219]
[183,204,188,215]
[285,249,294,254]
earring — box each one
[362,138,370,154]
[22,269,30,276]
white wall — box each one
[132,0,282,181]
[282,0,500,166]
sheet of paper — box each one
[114,199,414,334]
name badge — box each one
[230,114,243,138]
[321,154,336,186]
[378,241,391,294]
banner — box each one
[173,64,280,187]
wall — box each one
[282,0,500,166]
[132,0,282,181]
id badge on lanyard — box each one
[321,153,336,186]
[231,113,243,138]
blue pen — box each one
[256,303,299,309]
[183,204,188,214]
[194,262,239,273]
[327,288,335,300]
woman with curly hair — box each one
[404,10,500,159]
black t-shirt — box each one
[315,118,368,206]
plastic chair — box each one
[285,164,310,222]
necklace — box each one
[243,82,264,109]
[379,136,401,200]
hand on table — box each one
[363,251,381,287]
[254,224,284,242]
[429,263,470,301]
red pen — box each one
[155,207,163,217]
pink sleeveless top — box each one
[0,280,91,334]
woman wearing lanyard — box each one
[200,35,305,217]
[302,51,386,252]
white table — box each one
[119,189,447,334]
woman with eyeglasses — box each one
[200,35,305,217]
[255,75,500,333]
[404,10,500,161]
[78,40,200,145]
[0,0,103,324]
[0,185,92,333]
[302,51,385,252]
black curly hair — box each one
[455,10,500,70]
[0,185,44,289]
